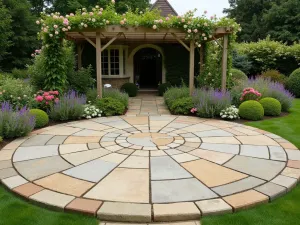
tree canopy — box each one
[0,0,12,66]
[224,0,300,43]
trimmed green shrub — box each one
[170,97,194,115]
[96,97,125,116]
[121,83,138,97]
[29,109,49,128]
[164,87,189,108]
[239,100,264,121]
[158,83,171,96]
[86,88,129,108]
[261,70,287,84]
[103,88,129,108]
[287,68,300,97]
[259,97,281,116]
[231,68,248,85]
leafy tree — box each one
[1,0,39,71]
[0,0,12,66]
[29,0,53,15]
[264,0,300,44]
[52,0,150,15]
[224,0,279,42]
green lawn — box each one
[0,100,299,225]
[0,185,98,225]
[202,99,300,225]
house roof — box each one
[151,0,178,17]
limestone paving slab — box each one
[195,199,232,216]
[152,178,217,203]
[15,156,73,181]
[254,182,287,200]
[153,202,201,222]
[63,158,117,182]
[97,202,151,223]
[3,115,299,223]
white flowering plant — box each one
[220,105,239,120]
[82,102,102,119]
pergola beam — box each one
[221,35,229,92]
[171,33,190,52]
[79,32,96,48]
[101,32,122,52]
[96,32,103,98]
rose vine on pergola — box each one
[36,1,241,96]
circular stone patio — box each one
[1,115,300,223]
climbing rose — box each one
[63,19,69,26]
[35,96,44,102]
[153,25,157,30]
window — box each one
[101,46,127,76]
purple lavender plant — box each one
[49,90,86,121]
[193,88,232,118]
[0,102,35,138]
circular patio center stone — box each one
[127,132,173,147]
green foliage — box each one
[235,37,300,75]
[0,77,34,109]
[239,100,264,121]
[164,86,189,109]
[232,50,252,75]
[68,65,95,93]
[1,0,39,71]
[11,68,29,79]
[86,88,129,107]
[96,97,125,116]
[170,97,193,115]
[0,0,12,65]
[121,83,138,97]
[231,68,248,85]
[86,89,98,104]
[158,83,171,96]
[263,0,300,44]
[261,70,287,84]
[103,88,129,108]
[0,136,2,142]
[29,109,49,128]
[259,97,281,116]
[287,68,300,97]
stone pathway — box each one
[0,115,300,223]
[126,92,170,115]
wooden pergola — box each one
[66,26,233,98]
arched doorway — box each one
[134,48,162,89]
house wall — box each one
[80,42,200,89]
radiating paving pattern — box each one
[1,115,300,223]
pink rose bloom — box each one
[89,12,94,16]
[35,96,44,102]
[70,13,74,16]
[187,29,191,33]
[43,92,49,96]
[45,102,49,105]
[166,17,170,21]
[159,19,163,23]
[53,91,59,95]
[181,18,185,22]
[45,95,52,101]
[120,20,125,25]
[63,19,69,26]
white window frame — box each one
[101,45,128,78]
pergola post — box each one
[189,40,195,96]
[221,34,229,93]
[96,32,103,98]
[77,44,82,69]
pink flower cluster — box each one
[240,87,262,102]
[191,108,197,114]
[35,90,59,108]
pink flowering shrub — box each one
[240,88,262,102]
[34,90,59,111]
